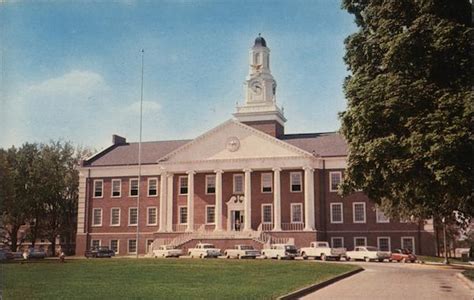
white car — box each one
[261,244,298,260]
[224,245,261,259]
[299,241,346,261]
[187,243,221,258]
[153,245,182,258]
[346,246,391,262]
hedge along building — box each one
[75,36,436,256]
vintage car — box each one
[153,245,183,258]
[187,243,221,258]
[391,248,417,263]
[299,241,346,261]
[85,246,115,258]
[346,246,391,262]
[24,249,47,260]
[0,250,14,260]
[261,244,298,260]
[224,245,261,259]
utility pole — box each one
[136,49,144,258]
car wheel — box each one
[365,257,371,262]
[321,254,327,261]
[335,257,341,261]
[301,252,308,260]
[199,254,204,259]
[262,252,267,259]
[378,258,384,262]
[237,254,242,259]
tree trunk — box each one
[9,224,21,252]
[50,237,56,257]
[435,224,440,257]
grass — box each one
[2,258,358,299]
[463,269,474,282]
[417,255,470,265]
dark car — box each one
[26,249,47,259]
[0,250,14,261]
[390,248,416,263]
[85,246,115,258]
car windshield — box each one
[203,245,215,249]
[165,246,175,250]
[366,246,378,251]
[285,245,297,250]
[241,246,254,250]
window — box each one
[93,180,103,198]
[110,240,119,254]
[331,237,344,248]
[206,175,216,194]
[401,237,415,253]
[329,171,342,192]
[206,206,215,224]
[290,172,302,192]
[291,203,303,223]
[330,203,343,224]
[92,208,102,226]
[111,179,121,197]
[262,204,273,224]
[129,207,138,226]
[128,239,137,254]
[354,237,367,247]
[129,179,139,197]
[91,239,101,248]
[179,176,188,195]
[353,202,366,223]
[261,173,272,193]
[233,174,244,194]
[147,207,157,226]
[110,208,120,226]
[376,207,390,223]
[179,206,188,224]
[148,178,158,196]
[377,237,391,251]
[146,239,154,252]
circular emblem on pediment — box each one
[226,136,240,152]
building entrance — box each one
[231,210,244,231]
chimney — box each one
[112,134,127,145]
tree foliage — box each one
[340,0,473,222]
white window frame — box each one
[261,173,273,193]
[93,179,104,198]
[205,205,216,224]
[330,203,344,224]
[401,236,416,254]
[353,202,366,223]
[290,203,303,224]
[110,207,121,227]
[111,179,121,198]
[290,172,302,192]
[178,176,188,195]
[261,204,273,224]
[147,207,158,226]
[147,178,158,197]
[110,239,119,254]
[128,239,137,254]
[205,175,216,195]
[331,237,344,248]
[92,208,102,227]
[179,206,188,224]
[377,236,391,251]
[128,207,138,226]
[91,239,101,248]
[129,178,139,197]
[354,236,367,247]
[329,171,342,192]
[376,207,390,223]
[233,174,244,194]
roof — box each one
[254,35,267,47]
[281,132,347,157]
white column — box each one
[303,166,315,231]
[186,171,195,232]
[159,172,167,232]
[273,168,282,231]
[166,173,174,232]
[243,169,252,231]
[214,170,223,231]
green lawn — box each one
[417,255,470,265]
[463,269,474,281]
[2,258,358,299]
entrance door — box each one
[232,210,244,231]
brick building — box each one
[75,36,435,256]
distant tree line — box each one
[0,142,92,255]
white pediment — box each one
[159,119,313,163]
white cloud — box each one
[126,100,161,115]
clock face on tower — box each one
[250,81,262,95]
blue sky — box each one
[0,0,356,150]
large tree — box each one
[340,0,473,222]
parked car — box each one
[187,243,221,258]
[391,248,416,263]
[261,244,298,260]
[346,246,391,262]
[299,241,346,261]
[0,250,14,261]
[85,246,115,258]
[224,245,261,259]
[24,249,47,259]
[153,245,183,258]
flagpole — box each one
[136,49,144,258]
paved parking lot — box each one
[302,261,474,300]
